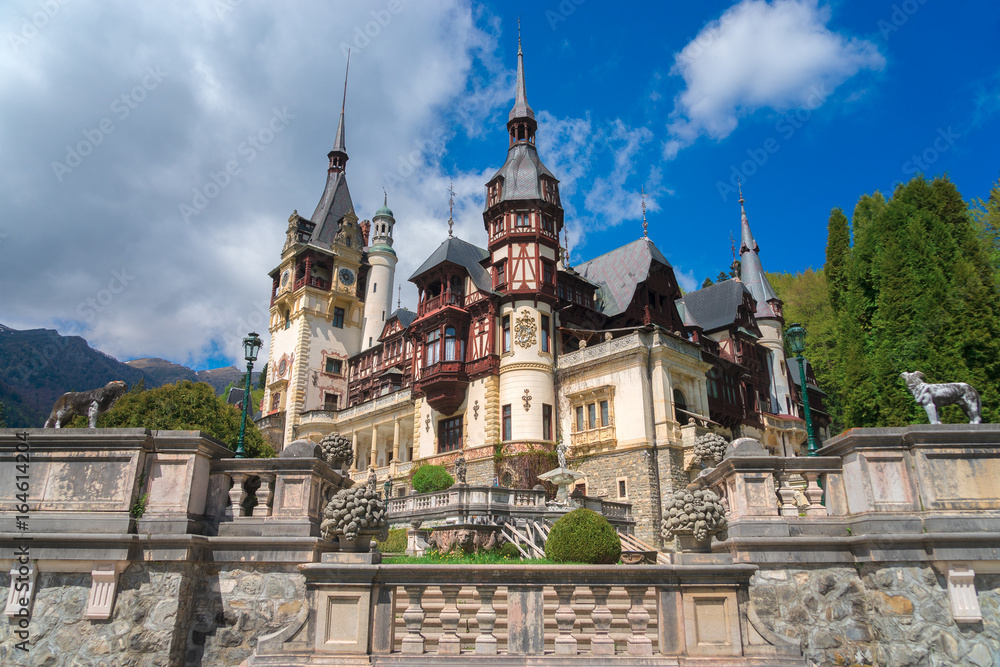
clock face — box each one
[278,357,288,377]
[339,268,355,286]
[280,270,290,287]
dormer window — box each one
[515,213,529,229]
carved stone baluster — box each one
[553,584,577,655]
[253,473,275,517]
[438,585,462,655]
[802,472,826,516]
[401,585,426,654]
[626,586,652,656]
[777,472,798,517]
[475,585,498,655]
[589,585,615,656]
[226,473,246,518]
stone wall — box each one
[0,562,305,667]
[750,564,1000,667]
[573,447,660,544]
[465,456,495,486]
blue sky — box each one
[1,1,997,371]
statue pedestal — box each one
[538,467,585,504]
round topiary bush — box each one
[544,508,622,564]
[411,464,455,493]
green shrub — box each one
[410,464,454,493]
[498,542,522,559]
[375,528,407,554]
[544,508,621,564]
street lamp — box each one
[235,332,263,459]
[786,323,819,456]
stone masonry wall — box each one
[750,564,1000,667]
[573,447,660,544]
[0,562,305,667]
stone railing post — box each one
[802,472,826,516]
[589,585,615,655]
[507,585,544,654]
[776,472,798,517]
[401,585,426,654]
[437,585,462,655]
[553,584,577,655]
[626,586,652,656]
[252,473,275,517]
[475,585,498,655]
[227,472,247,518]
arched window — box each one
[444,326,458,361]
[674,388,689,425]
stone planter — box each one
[620,550,658,565]
[675,533,713,553]
[337,532,380,553]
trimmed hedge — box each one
[411,464,455,493]
[375,528,407,554]
[544,508,621,564]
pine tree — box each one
[825,207,850,313]
[702,277,714,288]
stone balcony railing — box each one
[249,560,801,664]
[558,330,702,372]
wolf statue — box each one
[900,371,982,425]
[44,380,128,428]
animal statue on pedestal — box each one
[900,371,982,425]
[44,381,128,428]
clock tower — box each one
[484,34,562,443]
[260,59,368,449]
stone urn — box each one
[661,485,728,553]
[318,433,354,473]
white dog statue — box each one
[900,371,982,425]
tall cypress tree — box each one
[825,207,850,313]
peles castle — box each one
[255,39,830,544]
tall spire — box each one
[641,186,648,239]
[447,182,455,238]
[737,186,781,319]
[328,50,350,172]
[507,21,537,146]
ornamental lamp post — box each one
[786,323,820,456]
[235,332,263,459]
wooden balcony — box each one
[414,361,469,415]
[418,291,463,317]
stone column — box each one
[350,432,359,472]
[370,425,378,468]
[392,419,400,465]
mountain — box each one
[0,324,262,427]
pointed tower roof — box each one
[737,189,781,320]
[509,25,535,122]
[310,55,356,245]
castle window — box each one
[516,212,529,229]
[270,393,281,412]
[575,406,584,432]
[542,215,553,233]
[444,326,459,361]
[542,404,552,440]
[345,237,351,247]
[323,392,339,411]
[541,315,550,352]
[502,315,511,352]
[373,283,377,293]
[333,307,345,328]
[568,386,616,451]
[674,389,689,425]
[617,478,628,499]
[438,416,463,452]
[325,358,343,375]
[543,262,554,285]
[502,405,512,441]
[425,329,440,366]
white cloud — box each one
[675,268,698,293]
[664,0,884,158]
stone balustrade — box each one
[249,559,803,664]
[387,484,634,532]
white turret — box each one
[361,194,397,350]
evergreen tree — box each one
[825,207,850,313]
[715,271,730,283]
[257,362,268,390]
[971,177,1000,287]
[702,277,714,288]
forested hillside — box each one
[769,175,1000,433]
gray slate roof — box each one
[391,308,417,329]
[311,171,355,245]
[409,237,493,294]
[679,279,753,333]
[574,238,672,317]
[488,143,556,204]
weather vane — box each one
[447,181,455,238]
[641,185,648,239]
